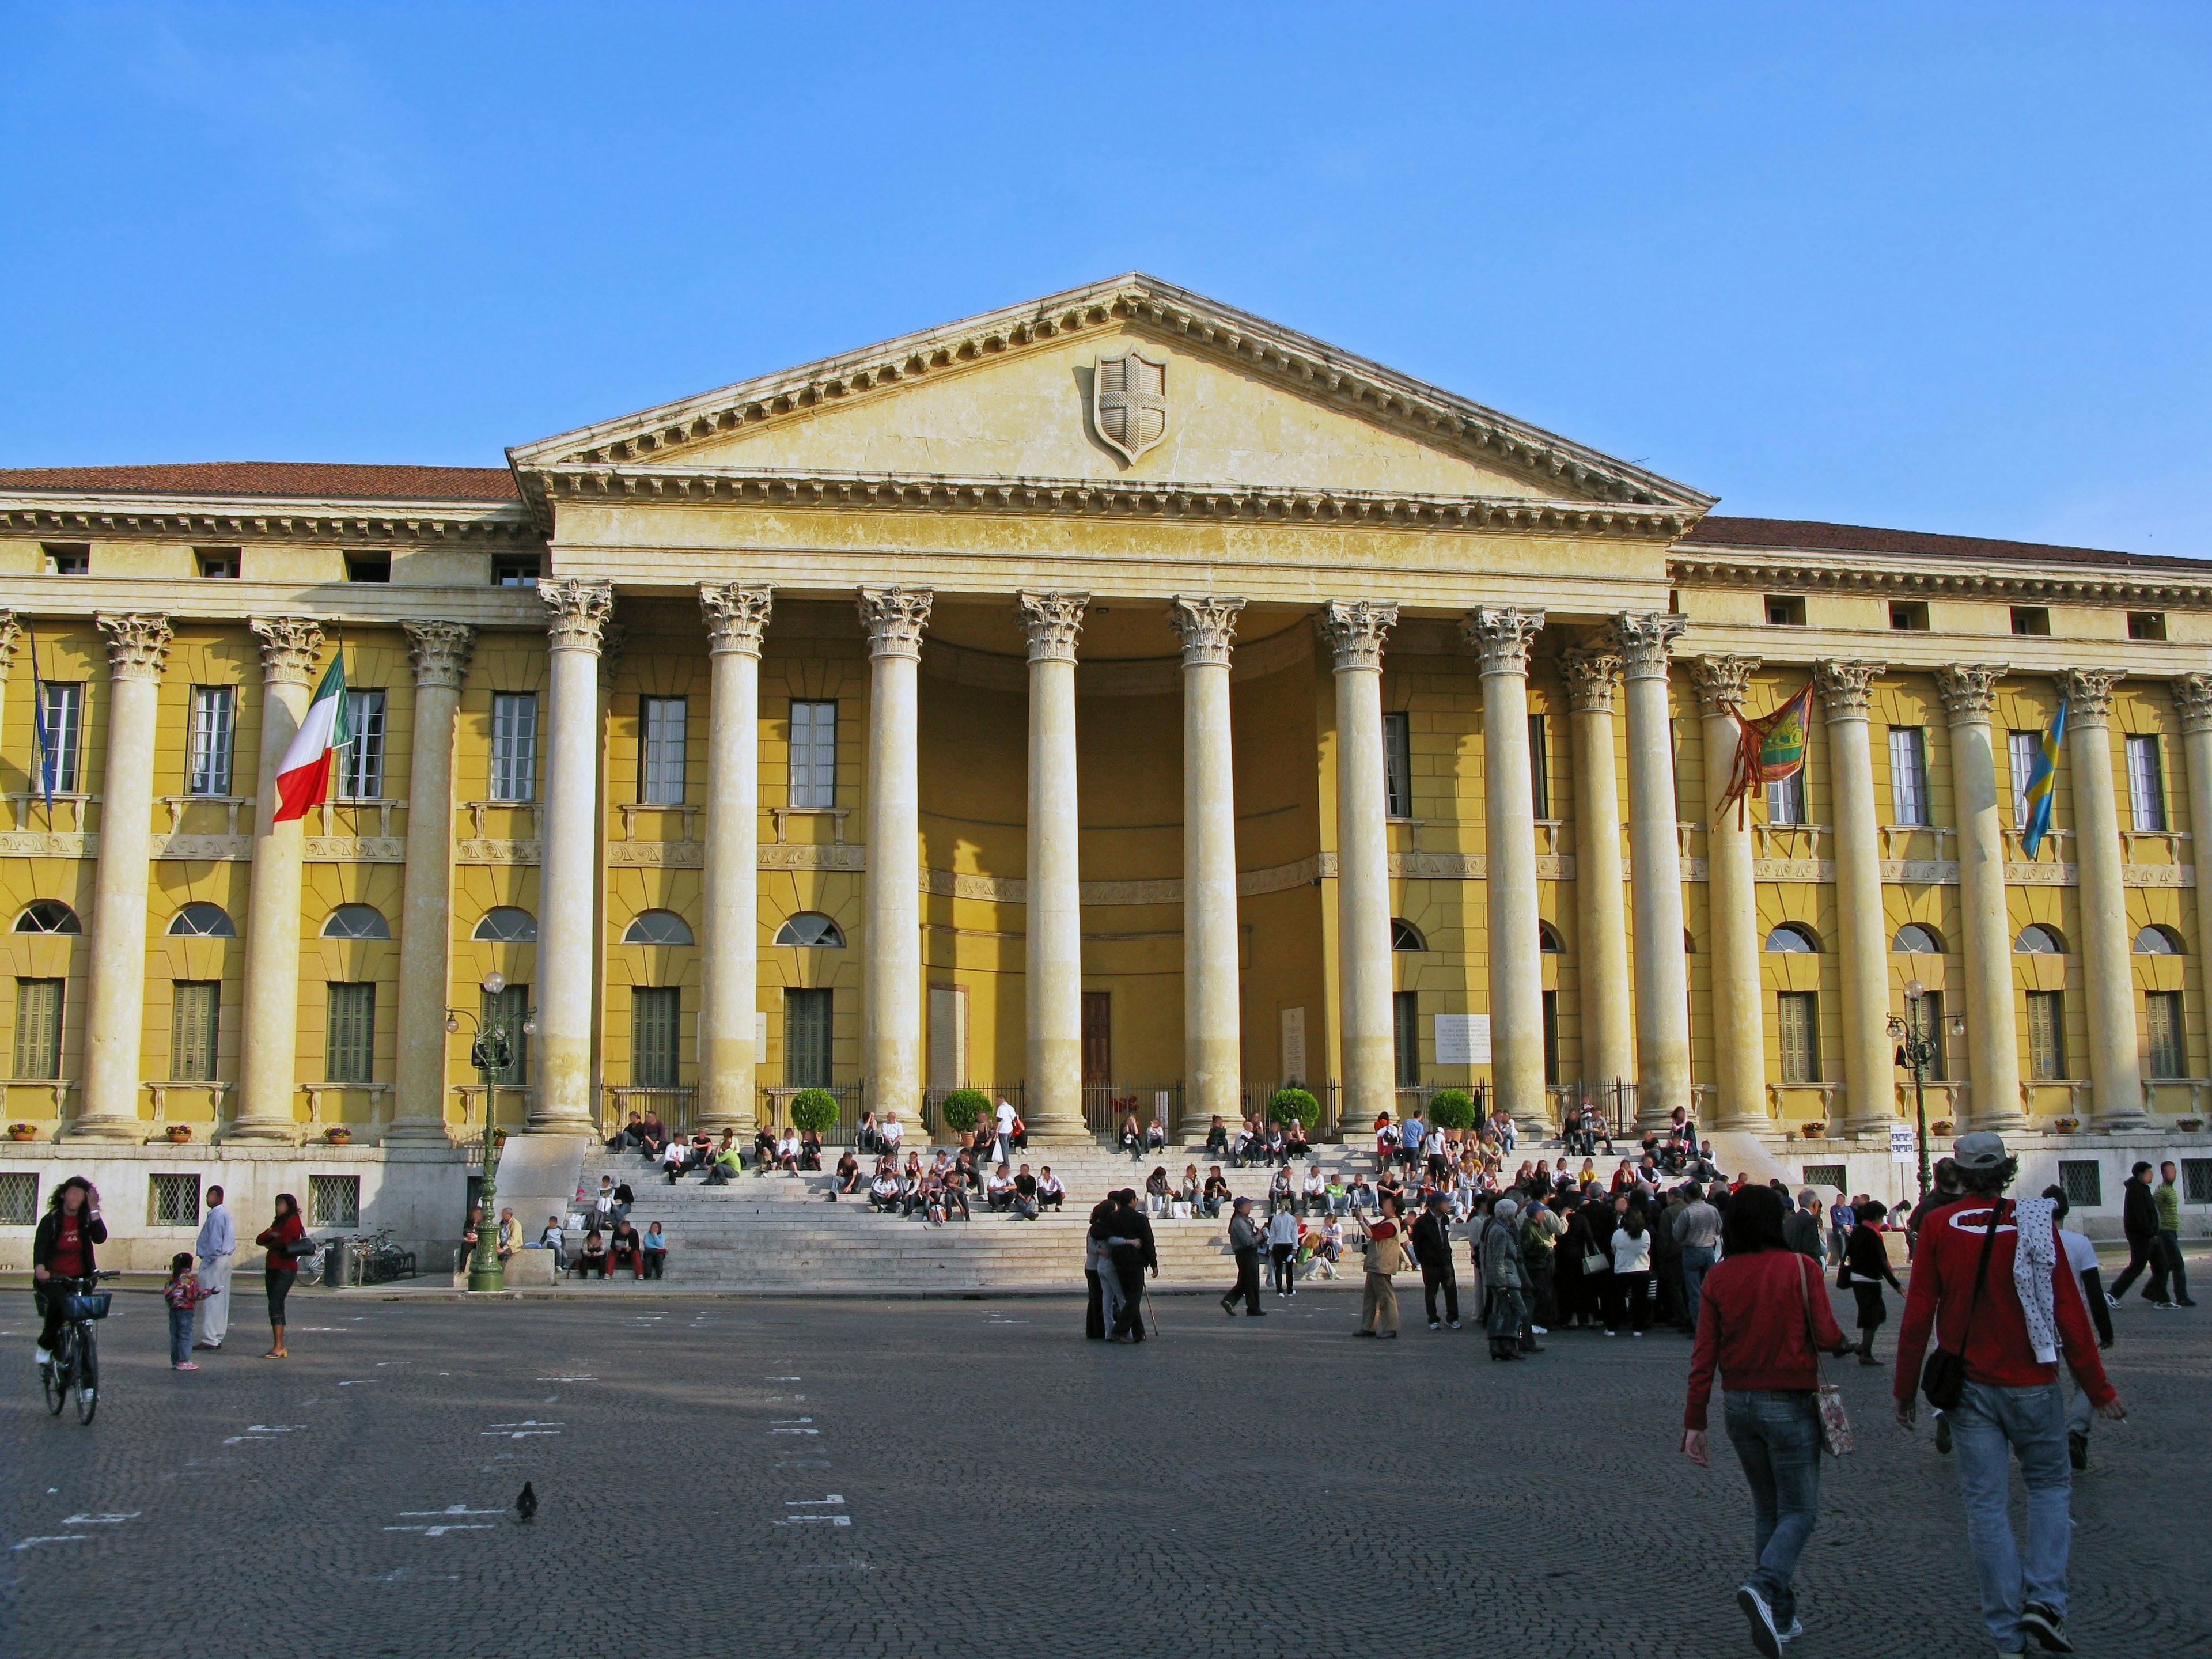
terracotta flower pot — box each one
[1801,1122,1827,1138]
[2177,1118,2205,1132]
[7,1126,37,1142]
[2052,1118,2080,1134]
[1931,1120,1955,1137]
[325,1128,353,1145]
[165,1126,193,1143]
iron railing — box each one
[1084,1082,1183,1148]
[757,1082,869,1142]
[601,1085,698,1141]
[1238,1081,1339,1137]
[1550,1080,1635,1144]
[921,1084,1025,1143]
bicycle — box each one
[39,1270,118,1425]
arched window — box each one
[1537,922,1564,954]
[168,902,236,938]
[472,907,538,943]
[1389,918,1425,952]
[2015,924,2066,955]
[1892,923,1945,955]
[1764,923,1820,953]
[2134,924,2184,955]
[321,904,391,940]
[14,900,81,934]
[773,912,846,948]
[623,910,694,946]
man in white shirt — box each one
[880,1113,904,1153]
[994,1099,1017,1165]
[193,1184,236,1350]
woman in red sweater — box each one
[1682,1183,1853,1659]
[254,1193,308,1359]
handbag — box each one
[1794,1256,1853,1456]
[285,1230,320,1261]
[1582,1248,1609,1277]
[1922,1197,2002,1412]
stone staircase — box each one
[554,1141,1380,1294]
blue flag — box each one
[2021,700,2066,859]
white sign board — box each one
[1889,1126,1916,1163]
[1433,1014,1491,1066]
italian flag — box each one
[271,655,349,823]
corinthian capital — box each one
[1016,591,1089,664]
[857,586,934,658]
[1609,612,1686,681]
[2059,668,2121,726]
[248,616,320,687]
[1168,595,1245,668]
[1688,655,1762,718]
[1559,645,1622,715]
[1318,599,1399,673]
[401,621,474,691]
[1461,607,1546,677]
[2176,673,2212,736]
[1812,658,1884,719]
[543,579,615,653]
[701,584,774,657]
[0,612,20,679]
[1933,663,2006,723]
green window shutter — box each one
[325,982,376,1084]
[631,987,681,1089]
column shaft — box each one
[74,614,172,1137]
[2176,678,2212,1106]
[389,623,474,1141]
[1468,608,1547,1123]
[1171,596,1245,1135]
[2063,671,2143,1128]
[1563,648,1634,1096]
[698,586,772,1135]
[859,588,931,1123]
[1616,614,1691,1130]
[532,581,612,1134]
[1937,665,2021,1131]
[1691,657,1768,1130]
[1815,660,1896,1130]
[1020,592,1088,1142]
[1323,601,1399,1129]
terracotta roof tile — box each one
[1684,515,2205,574]
[0,461,520,503]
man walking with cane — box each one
[1221,1196,1266,1316]
[192,1183,235,1351]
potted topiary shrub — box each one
[937,1088,987,1137]
[1266,1086,1318,1127]
[1427,1089,1478,1132]
[789,1088,840,1137]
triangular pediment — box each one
[509,274,1712,520]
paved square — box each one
[3,1279,2204,1657]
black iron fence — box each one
[1082,1082,1183,1147]
[600,1086,698,1141]
[919,1084,1026,1143]
[757,1083,870,1142]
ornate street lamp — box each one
[448,972,535,1293]
[1888,978,1967,1203]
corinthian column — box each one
[1017,592,1089,1143]
[2063,669,2143,1129]
[71,613,172,1139]
[2176,676,2212,1092]
[1562,645,1633,1097]
[531,580,613,1134]
[1936,664,2021,1131]
[229,618,323,1142]
[1467,608,1548,1124]
[1691,656,1767,1130]
[1613,613,1691,1130]
[858,587,932,1124]
[1169,595,1245,1135]
[1321,600,1400,1129]
[697,585,772,1136]
[388,623,474,1142]
[1813,659,1895,1131]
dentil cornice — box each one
[0,497,537,548]
[1670,553,2212,610]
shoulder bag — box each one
[1793,1255,1853,1455]
[1921,1198,2002,1411]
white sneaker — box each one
[35,1347,51,1366]
[1530,1325,1548,1335]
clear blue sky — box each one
[3,3,2206,554]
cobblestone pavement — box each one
[2,1271,2206,1658]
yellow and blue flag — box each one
[2021,700,2066,858]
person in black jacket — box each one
[1095,1190,1157,1342]
[1410,1195,1460,1330]
[2108,1162,2171,1305]
[1782,1190,1825,1261]
[33,1176,108,1369]
[1836,1198,1904,1364]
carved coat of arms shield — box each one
[1092,350,1168,464]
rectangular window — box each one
[639,696,687,805]
[13,979,63,1080]
[2011,606,2051,636]
[631,987,681,1089]
[339,690,387,800]
[1777,991,1819,1084]
[1764,595,1805,626]
[343,550,391,583]
[2184,1159,2212,1205]
[491,553,541,588]
[1766,769,1806,825]
[36,682,84,794]
[2128,611,2166,642]
[1888,726,1930,826]
[309,1174,360,1230]
[2009,731,2040,827]
[480,983,531,1085]
[1904,991,1947,1082]
[170,981,220,1082]
[1889,601,1929,630]
[43,543,90,575]
[2126,734,2167,831]
[1393,990,1419,1088]
[2057,1161,2103,1209]
[783,987,832,1089]
[788,700,837,809]
[490,693,538,802]
[0,1171,37,1226]
[2028,990,2066,1080]
[1382,711,1412,818]
[324,982,376,1084]
[1541,988,1560,1086]
[149,1173,200,1228]
[1528,713,1550,819]
[195,546,240,579]
[2146,990,2184,1080]
[187,687,236,796]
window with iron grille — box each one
[310,1174,360,1229]
[1802,1164,1848,1191]
[1777,992,1819,1084]
[171,980,219,1082]
[36,682,83,793]
[2028,991,2066,1080]
[2184,1160,2212,1205]
[340,690,387,800]
[0,1171,37,1225]
[187,686,235,796]
[325,982,376,1084]
[788,700,836,808]
[1888,726,1930,827]
[480,983,531,1085]
[1528,714,1550,820]
[2145,990,2184,1080]
[2057,1160,2103,1209]
[490,693,537,802]
[1766,768,1805,825]
[640,696,687,805]
[13,979,63,1080]
[2009,732,2040,827]
[2126,734,2167,832]
[1393,990,1419,1088]
[783,987,832,1088]
[630,987,681,1089]
[150,1173,200,1227]
[1382,711,1412,819]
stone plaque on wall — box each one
[1434,1014,1491,1066]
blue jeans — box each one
[1722,1390,1822,1626]
[168,1304,193,1366]
[1681,1245,1717,1334]
[1950,1380,2072,1651]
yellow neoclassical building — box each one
[3,273,2209,1257]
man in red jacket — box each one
[1893,1134,2126,1657]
